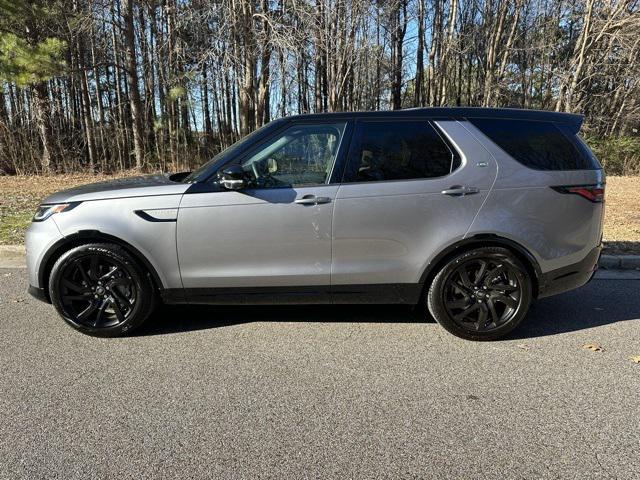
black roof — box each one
[286,107,584,132]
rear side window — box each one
[343,121,460,183]
[470,118,599,170]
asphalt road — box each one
[1,268,639,479]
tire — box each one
[427,247,532,341]
[49,243,156,337]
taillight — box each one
[551,184,605,203]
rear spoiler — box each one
[566,116,584,135]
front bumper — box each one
[538,245,602,298]
[25,216,64,292]
[28,285,50,303]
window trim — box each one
[339,118,462,185]
[214,119,354,190]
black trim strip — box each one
[38,231,165,292]
[417,235,543,294]
[161,283,423,306]
[538,245,602,298]
[134,210,177,222]
[28,285,50,303]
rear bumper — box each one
[538,245,602,299]
[28,285,50,303]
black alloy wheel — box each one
[58,254,136,328]
[427,247,532,341]
[49,243,155,336]
[444,258,522,332]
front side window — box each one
[343,120,459,183]
[237,123,346,188]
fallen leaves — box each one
[579,344,640,364]
[582,343,605,353]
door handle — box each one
[294,195,331,205]
[441,185,480,196]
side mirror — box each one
[267,158,278,173]
[220,165,245,190]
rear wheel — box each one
[49,243,155,337]
[427,247,532,341]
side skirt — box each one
[161,284,423,306]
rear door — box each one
[331,119,498,297]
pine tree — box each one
[0,0,66,172]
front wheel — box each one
[49,243,156,337]
[427,247,532,341]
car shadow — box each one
[135,303,423,336]
[134,280,640,339]
[507,278,640,339]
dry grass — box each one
[602,176,640,254]
[0,173,138,245]
[1,172,639,254]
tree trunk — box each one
[558,0,594,112]
[234,0,256,135]
[389,1,407,110]
[482,0,508,107]
[90,27,108,169]
[427,0,442,106]
[414,0,425,106]
[32,82,54,173]
[202,62,213,144]
[255,0,271,126]
[121,0,145,170]
[75,28,97,172]
[438,0,458,105]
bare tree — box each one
[1,0,639,175]
[121,0,145,170]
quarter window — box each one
[343,121,459,183]
[470,118,599,170]
[239,123,346,188]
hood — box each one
[42,174,191,204]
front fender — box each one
[51,195,183,290]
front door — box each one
[177,121,349,302]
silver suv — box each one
[26,108,604,340]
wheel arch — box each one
[39,230,164,300]
[419,234,543,299]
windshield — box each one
[182,119,287,183]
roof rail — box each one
[288,107,585,133]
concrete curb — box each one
[1,245,640,270]
[599,254,640,270]
[0,245,25,254]
[0,245,26,268]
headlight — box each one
[33,203,78,222]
